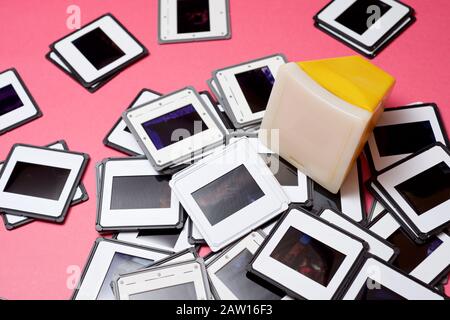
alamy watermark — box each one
[66,5,81,30]
[367,5,383,30]
[66,265,81,290]
[168,122,281,174]
[365,265,382,290]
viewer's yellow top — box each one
[297,56,395,113]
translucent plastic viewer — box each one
[259,56,395,193]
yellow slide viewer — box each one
[259,55,395,193]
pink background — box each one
[0,0,449,299]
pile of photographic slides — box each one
[1,1,449,300]
[86,66,450,299]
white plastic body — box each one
[259,62,385,193]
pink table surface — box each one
[0,0,449,300]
